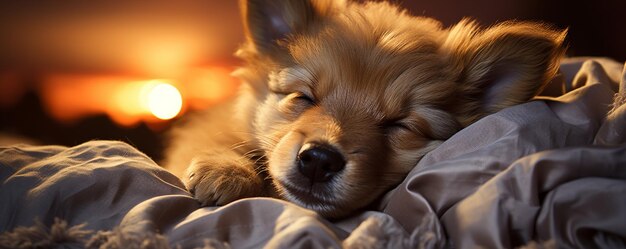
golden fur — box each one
[164,0,566,218]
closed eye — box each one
[293,92,316,105]
[386,122,409,131]
[381,118,410,133]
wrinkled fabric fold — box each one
[0,141,187,232]
[442,146,626,248]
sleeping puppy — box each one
[164,0,565,218]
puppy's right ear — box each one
[240,0,342,54]
[442,19,566,126]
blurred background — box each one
[1,0,624,161]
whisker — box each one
[229,141,251,151]
[242,148,264,158]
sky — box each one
[0,1,243,77]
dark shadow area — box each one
[0,90,167,161]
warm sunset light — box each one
[144,82,182,120]
[39,66,238,128]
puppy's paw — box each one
[184,155,264,206]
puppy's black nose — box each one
[297,142,345,182]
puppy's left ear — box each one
[444,20,567,125]
[240,0,345,56]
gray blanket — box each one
[1,57,625,248]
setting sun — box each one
[143,82,182,120]
[39,68,237,127]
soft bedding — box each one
[1,57,625,248]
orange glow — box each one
[39,66,238,127]
[0,1,244,129]
[0,1,243,77]
[181,67,240,110]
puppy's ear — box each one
[240,0,343,54]
[444,19,567,126]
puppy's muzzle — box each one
[297,142,345,182]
